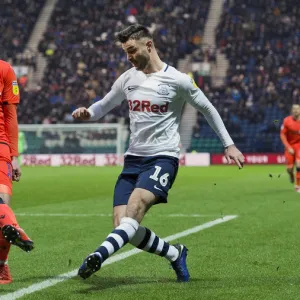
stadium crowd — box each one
[216,0,300,117]
[190,0,299,152]
[15,0,211,125]
[2,0,299,153]
[0,0,44,67]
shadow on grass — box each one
[0,288,16,293]
[73,276,202,293]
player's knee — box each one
[113,205,127,228]
[126,200,142,219]
[113,218,119,228]
[0,193,10,205]
[113,215,123,228]
[126,199,148,221]
[287,168,293,174]
[126,189,156,221]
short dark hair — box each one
[116,24,153,43]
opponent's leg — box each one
[287,167,295,185]
[0,161,34,284]
[295,149,300,192]
[285,150,296,189]
[0,218,11,284]
[0,193,34,284]
[0,195,34,252]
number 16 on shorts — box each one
[150,166,170,190]
[138,157,179,202]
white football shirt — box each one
[88,63,233,158]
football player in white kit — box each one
[73,24,244,282]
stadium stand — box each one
[189,0,299,153]
[0,0,44,67]
[15,0,212,154]
[2,0,296,154]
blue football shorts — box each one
[113,155,179,207]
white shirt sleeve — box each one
[87,75,126,121]
[179,74,234,147]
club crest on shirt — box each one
[157,84,169,95]
[190,78,198,88]
[12,81,19,95]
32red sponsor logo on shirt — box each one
[128,100,169,113]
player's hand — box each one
[288,147,295,155]
[224,144,245,169]
[72,107,91,120]
[11,157,21,182]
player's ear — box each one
[146,40,152,52]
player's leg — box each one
[130,156,189,281]
[0,192,33,284]
[0,195,34,253]
[114,204,178,261]
[0,192,12,284]
[113,175,180,260]
[78,157,141,279]
[294,148,300,192]
[0,161,34,252]
[78,187,165,280]
[113,187,189,282]
[78,156,189,281]
[284,150,295,187]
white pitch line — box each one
[15,213,220,218]
[0,215,238,300]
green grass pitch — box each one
[0,165,299,300]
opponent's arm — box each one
[4,105,18,158]
[280,120,293,154]
[3,65,21,181]
[182,76,244,168]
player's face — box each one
[291,105,300,118]
[122,39,150,71]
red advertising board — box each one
[211,153,286,165]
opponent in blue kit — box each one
[72,24,244,282]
